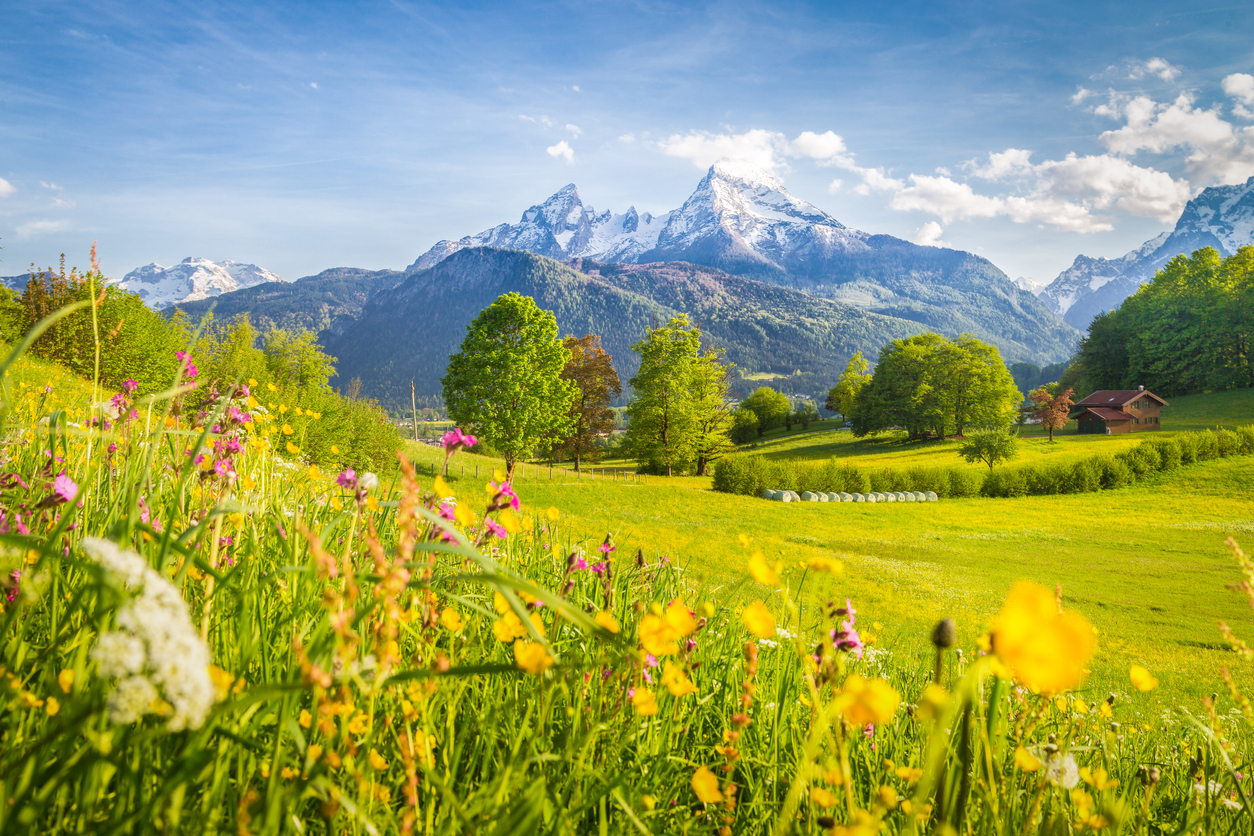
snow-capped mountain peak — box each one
[115,257,283,309]
[1040,175,1254,328]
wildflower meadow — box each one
[2,306,1253,835]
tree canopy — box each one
[553,334,621,471]
[625,315,732,476]
[959,427,1020,471]
[850,333,1020,440]
[825,351,871,418]
[1062,246,1254,398]
[442,292,578,476]
[739,387,791,438]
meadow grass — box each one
[3,331,1254,833]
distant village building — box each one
[1070,387,1168,434]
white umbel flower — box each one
[84,537,217,730]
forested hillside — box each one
[324,248,928,409]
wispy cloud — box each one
[0,178,15,198]
[566,123,582,137]
[15,219,70,239]
[520,114,553,127]
[39,181,63,191]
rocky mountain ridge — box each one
[114,257,284,309]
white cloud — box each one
[889,175,1003,223]
[1071,87,1093,104]
[546,140,574,162]
[52,197,76,209]
[1129,57,1181,82]
[911,221,950,248]
[0,178,14,197]
[39,181,63,191]
[827,178,843,192]
[1097,93,1254,185]
[1223,73,1254,120]
[566,124,582,137]
[15,219,69,239]
[618,133,635,143]
[658,128,791,171]
[965,148,1034,180]
[520,114,553,127]
[572,85,580,92]
[1033,153,1190,221]
[788,130,853,165]
[309,82,318,89]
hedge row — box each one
[712,427,1254,500]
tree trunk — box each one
[696,456,707,476]
[574,453,581,472]
[504,452,516,482]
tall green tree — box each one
[959,427,1019,470]
[626,315,702,476]
[825,351,871,418]
[553,334,621,471]
[850,333,1020,439]
[442,293,577,477]
[739,387,791,438]
[688,348,735,475]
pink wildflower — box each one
[52,473,78,504]
[121,379,139,394]
[337,469,357,489]
[483,518,508,539]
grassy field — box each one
[402,389,1254,710]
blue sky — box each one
[2,1,1253,284]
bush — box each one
[1216,429,1240,458]
[1176,432,1198,464]
[947,468,984,498]
[1063,458,1102,493]
[1237,425,1254,455]
[1147,439,1181,471]
[1194,431,1219,461]
[1096,456,1135,489]
[982,467,1028,498]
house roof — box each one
[1076,390,1170,407]
[1074,406,1132,421]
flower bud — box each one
[930,618,957,649]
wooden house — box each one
[1070,387,1169,434]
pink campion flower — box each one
[107,443,118,455]
[213,460,232,477]
[337,469,358,489]
[129,409,139,421]
[590,561,607,576]
[441,427,478,451]
[483,518,508,539]
[224,438,243,455]
[122,379,139,394]
[52,473,78,504]
[175,351,199,379]
[489,480,520,511]
[572,555,588,571]
[437,502,458,523]
[597,536,616,555]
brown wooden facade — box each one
[1070,389,1169,434]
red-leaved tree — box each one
[1029,386,1075,443]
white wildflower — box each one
[359,472,379,490]
[1044,752,1079,788]
[84,537,217,731]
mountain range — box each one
[321,248,928,408]
[412,160,1078,363]
[113,257,285,309]
[1039,175,1254,329]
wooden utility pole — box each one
[410,380,419,442]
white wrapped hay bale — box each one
[780,491,792,502]
[763,489,778,500]
[801,491,819,502]
[827,492,841,502]
[913,491,926,501]
[926,491,938,501]
[904,492,915,502]
[840,492,853,502]
[884,492,896,502]
[894,492,906,502]
[818,492,829,502]
[853,493,865,502]
[866,493,877,503]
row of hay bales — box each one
[762,489,938,503]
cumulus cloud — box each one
[1129,57,1181,82]
[565,124,582,137]
[1096,92,1254,185]
[965,148,1034,180]
[15,219,69,239]
[889,175,1004,223]
[1223,73,1254,120]
[911,221,950,248]
[546,140,574,162]
[0,177,14,197]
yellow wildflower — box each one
[811,787,838,808]
[347,713,369,735]
[294,406,304,416]
[330,445,339,455]
[742,600,776,639]
[307,465,320,480]
[807,556,843,573]
[661,662,698,697]
[1079,766,1119,790]
[285,441,300,455]
[281,767,299,780]
[281,423,294,435]
[632,688,658,716]
[895,766,924,784]
[248,378,258,387]
[513,641,554,675]
[493,612,528,642]
[278,404,288,414]
[692,766,724,803]
[637,601,698,656]
[546,506,559,521]
[499,508,523,534]
[878,786,899,809]
[594,611,620,634]
[299,709,312,729]
[368,748,388,771]
[834,674,900,727]
[433,474,454,498]
[917,683,948,722]
[748,551,781,586]
[990,581,1095,695]
[440,608,464,632]
[1130,664,1158,692]
[45,697,60,716]
[1014,746,1041,772]
[267,383,277,392]
[58,669,74,694]
[307,744,322,762]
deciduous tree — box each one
[959,427,1019,471]
[739,387,791,438]
[1028,386,1074,443]
[689,348,735,475]
[442,293,577,478]
[554,334,621,471]
[825,352,871,418]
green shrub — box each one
[1147,439,1181,471]
[1237,425,1254,455]
[1096,456,1135,489]
[1063,458,1102,493]
[1194,431,1219,461]
[982,467,1028,498]
[1216,429,1240,458]
[1176,432,1198,464]
[947,468,984,498]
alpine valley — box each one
[165,159,1080,407]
